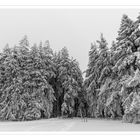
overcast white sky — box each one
[0,8,139,71]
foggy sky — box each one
[0,8,139,71]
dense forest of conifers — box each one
[0,14,140,123]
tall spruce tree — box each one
[54,47,84,117]
[114,14,140,123]
[94,34,111,118]
[0,37,57,121]
[97,14,140,122]
[84,43,99,117]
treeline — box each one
[0,14,140,124]
[0,37,84,121]
[84,14,140,123]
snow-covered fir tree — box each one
[53,47,84,117]
[0,36,84,121]
[84,43,99,117]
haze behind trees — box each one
[0,8,139,72]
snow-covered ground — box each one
[0,118,139,131]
